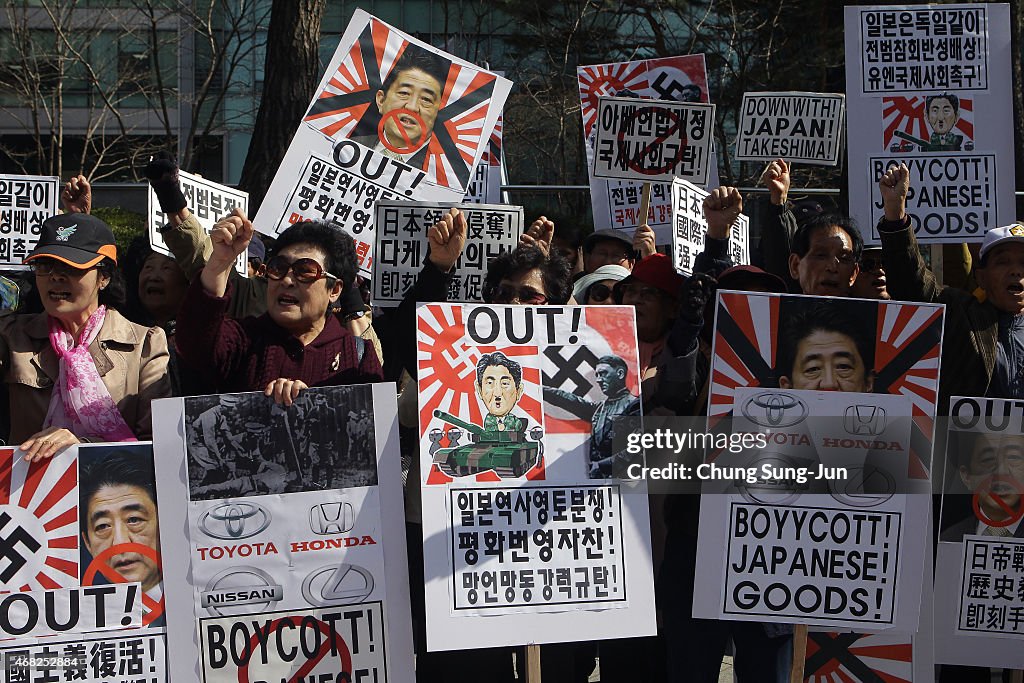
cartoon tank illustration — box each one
[429,409,544,478]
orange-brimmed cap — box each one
[24,214,118,268]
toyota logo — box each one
[301,564,375,607]
[741,392,808,428]
[198,501,271,540]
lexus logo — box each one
[741,392,808,428]
[310,502,355,535]
[201,566,283,616]
[844,405,887,435]
[301,564,374,607]
[199,501,271,540]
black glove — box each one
[338,278,367,320]
[679,272,716,323]
[144,151,188,213]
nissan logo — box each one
[202,566,283,616]
[199,501,271,540]
[301,564,374,607]
[741,392,808,428]
[310,502,355,535]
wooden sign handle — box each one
[525,644,541,683]
[789,624,808,683]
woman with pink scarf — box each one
[0,214,171,461]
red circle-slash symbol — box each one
[972,474,1024,528]
[377,110,429,155]
[236,616,352,683]
[83,542,164,625]
[616,106,686,176]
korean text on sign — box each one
[450,485,626,611]
[0,174,58,266]
[859,6,988,94]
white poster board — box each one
[147,169,248,276]
[416,303,656,650]
[152,384,414,683]
[670,177,749,276]
[256,9,511,276]
[845,4,1014,243]
[371,200,523,306]
[0,174,58,266]
[735,92,845,165]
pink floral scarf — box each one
[43,306,137,442]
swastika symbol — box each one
[543,346,601,395]
[0,511,40,583]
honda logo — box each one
[741,392,808,428]
[301,564,374,607]
[844,405,887,435]
[199,501,271,540]
[310,502,355,535]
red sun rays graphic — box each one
[0,449,78,593]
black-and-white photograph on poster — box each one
[183,386,377,499]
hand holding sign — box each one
[520,216,554,257]
[633,223,656,260]
[879,163,910,223]
[61,175,92,215]
[760,158,790,206]
[703,186,743,239]
[427,208,468,272]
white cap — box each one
[571,264,632,302]
[980,223,1024,259]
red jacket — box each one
[175,278,382,393]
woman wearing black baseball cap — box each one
[0,213,171,460]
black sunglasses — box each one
[491,284,548,305]
[860,256,884,272]
[260,256,337,284]
[587,283,612,302]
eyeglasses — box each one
[260,256,336,283]
[491,284,548,305]
[860,257,884,272]
[29,260,97,278]
[587,283,612,302]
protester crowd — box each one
[0,151,1020,683]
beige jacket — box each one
[0,310,171,443]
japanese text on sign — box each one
[0,632,166,683]
[450,485,626,612]
[859,6,988,94]
[593,97,714,184]
[670,178,749,276]
[724,503,901,625]
[372,201,523,306]
[958,537,1024,638]
[0,175,58,267]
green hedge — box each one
[92,207,146,258]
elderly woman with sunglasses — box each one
[0,214,171,461]
[175,209,466,403]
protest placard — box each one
[464,76,507,205]
[670,178,749,275]
[845,4,1014,243]
[256,9,510,276]
[577,55,714,243]
[735,92,845,165]
[0,174,58,267]
[934,396,1024,668]
[416,303,656,650]
[0,443,167,682]
[371,200,523,306]
[152,384,414,683]
[693,293,944,631]
[147,169,247,277]
[592,96,714,184]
